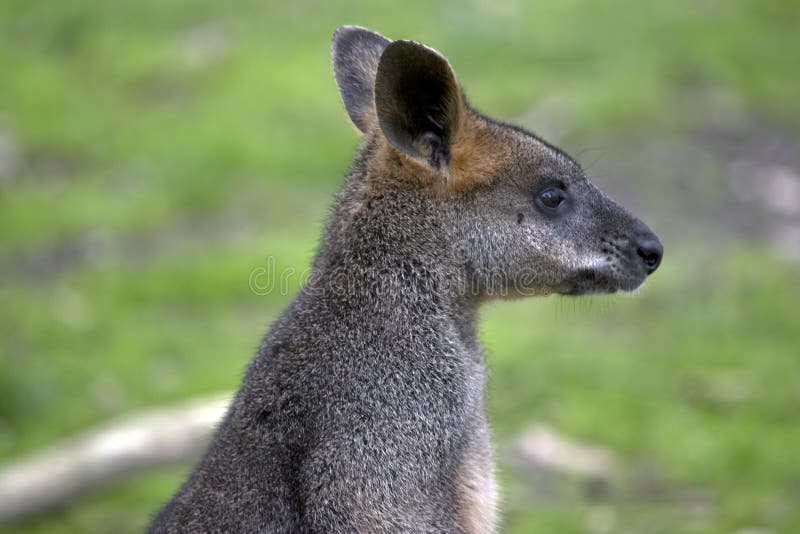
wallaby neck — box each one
[308,166,481,351]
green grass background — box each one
[1,0,799,532]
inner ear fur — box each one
[374,40,465,175]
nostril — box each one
[636,238,663,275]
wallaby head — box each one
[331,26,662,300]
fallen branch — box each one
[510,424,615,483]
[0,395,229,523]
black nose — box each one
[636,237,663,275]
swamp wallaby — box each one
[150,26,663,533]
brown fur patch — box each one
[448,113,512,193]
[370,112,512,196]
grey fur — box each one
[150,26,662,533]
[332,26,391,133]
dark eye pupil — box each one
[540,188,564,209]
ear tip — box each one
[377,41,456,89]
[332,26,390,54]
[332,25,364,44]
[333,25,372,37]
[379,39,451,69]
[382,39,422,54]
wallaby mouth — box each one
[560,233,663,296]
[560,268,629,296]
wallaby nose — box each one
[636,237,663,275]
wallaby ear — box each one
[332,26,392,133]
[374,40,465,175]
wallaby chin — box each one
[150,26,662,533]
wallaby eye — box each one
[536,187,567,212]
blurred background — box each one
[1,0,799,532]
